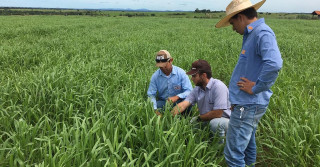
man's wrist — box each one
[168,96,179,103]
[155,110,163,116]
[174,95,180,102]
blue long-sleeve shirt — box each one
[147,65,193,110]
[229,18,283,105]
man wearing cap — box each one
[171,60,231,139]
[216,0,283,166]
[147,50,193,115]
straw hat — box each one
[215,0,266,28]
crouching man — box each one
[147,50,193,116]
[171,60,231,139]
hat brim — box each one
[186,69,198,75]
[215,0,266,28]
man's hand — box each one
[167,96,180,103]
[171,100,190,117]
[190,115,201,123]
[155,110,162,117]
[237,77,255,95]
[171,106,181,116]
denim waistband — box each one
[231,104,268,108]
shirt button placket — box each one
[168,79,171,95]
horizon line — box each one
[0,6,316,14]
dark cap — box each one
[186,59,212,75]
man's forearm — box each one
[168,96,180,103]
[252,71,279,94]
[172,105,186,115]
[171,101,190,116]
[199,109,224,121]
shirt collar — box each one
[171,65,177,75]
[245,18,265,35]
[206,78,215,90]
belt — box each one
[231,104,238,111]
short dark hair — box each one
[231,7,257,20]
[199,71,212,79]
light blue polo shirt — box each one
[186,78,231,118]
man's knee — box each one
[209,118,229,131]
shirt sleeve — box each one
[211,82,229,110]
[185,88,197,105]
[176,72,193,99]
[252,32,283,94]
[147,74,158,110]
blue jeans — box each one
[224,104,267,167]
[157,99,192,116]
[209,117,229,138]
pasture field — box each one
[0,15,320,166]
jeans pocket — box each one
[234,105,257,127]
[253,106,267,127]
[229,106,242,127]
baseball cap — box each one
[186,59,212,75]
[155,50,172,67]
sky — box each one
[1,0,319,13]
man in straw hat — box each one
[147,50,193,116]
[171,60,231,141]
[216,0,283,166]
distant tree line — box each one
[167,13,186,16]
[0,7,158,17]
[119,13,155,17]
[0,8,104,16]
[194,8,222,13]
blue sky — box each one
[1,0,319,13]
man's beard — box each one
[195,78,204,87]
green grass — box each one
[0,15,320,166]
